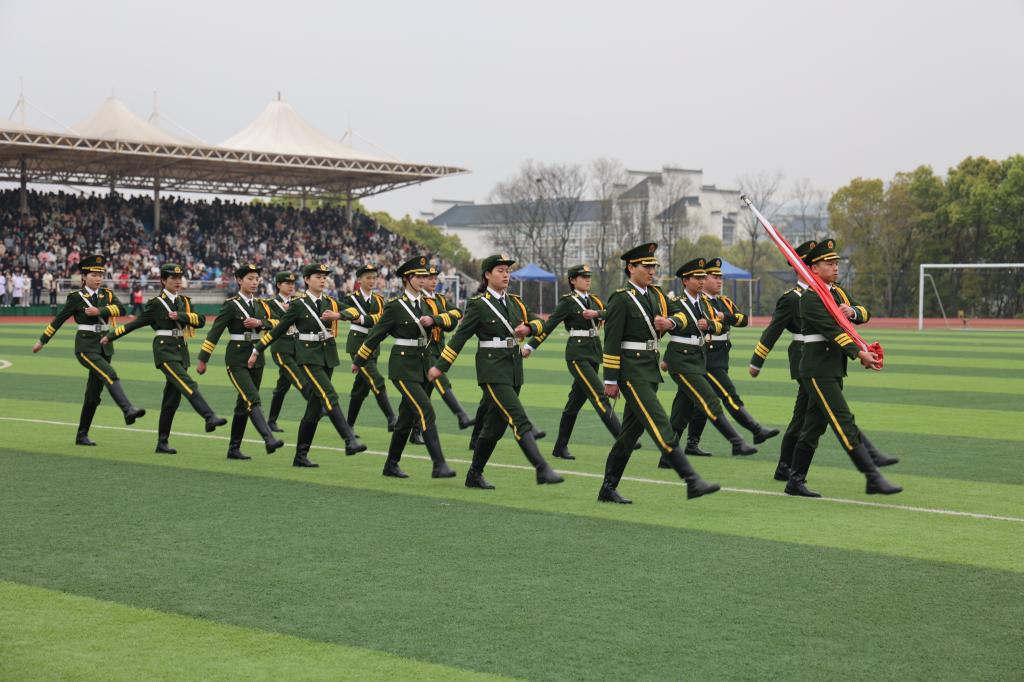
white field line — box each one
[0,359,12,369]
[1,416,1022,525]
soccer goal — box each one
[918,263,1024,330]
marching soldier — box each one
[195,264,285,460]
[32,254,145,445]
[787,238,902,496]
[104,263,226,453]
[265,272,309,432]
[352,256,456,478]
[342,264,397,434]
[663,257,757,466]
[597,244,719,504]
[421,264,475,429]
[249,263,366,467]
[524,264,638,460]
[684,257,779,453]
[428,254,563,489]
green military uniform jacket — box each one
[527,291,606,363]
[253,292,348,368]
[354,292,436,382]
[423,291,462,354]
[341,289,386,357]
[261,295,298,357]
[197,294,273,368]
[662,291,723,375]
[799,284,870,379]
[751,283,806,380]
[39,287,126,356]
[705,294,747,370]
[434,290,544,386]
[109,291,205,367]
[602,283,672,384]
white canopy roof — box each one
[220,98,386,162]
[0,116,48,134]
[71,96,189,145]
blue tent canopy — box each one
[720,258,752,279]
[510,263,557,282]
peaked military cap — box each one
[398,256,431,278]
[302,263,331,278]
[704,257,724,276]
[792,240,817,268]
[234,263,261,278]
[481,254,516,274]
[675,257,707,278]
[620,242,659,266]
[805,237,840,264]
[355,264,378,277]
[427,264,440,276]
[79,254,106,272]
[275,271,296,284]
[160,263,185,278]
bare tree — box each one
[535,162,587,280]
[589,157,629,293]
[736,170,785,275]
[789,177,828,243]
[649,168,696,264]
[489,160,547,263]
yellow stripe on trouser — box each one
[624,381,670,452]
[226,367,252,411]
[276,353,303,389]
[572,361,606,414]
[162,362,193,395]
[706,372,740,411]
[79,353,114,385]
[485,384,520,440]
[302,366,332,412]
[359,366,381,396]
[396,379,428,431]
[676,374,716,421]
[810,377,852,451]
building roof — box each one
[431,199,605,227]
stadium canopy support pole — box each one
[19,155,28,215]
[300,189,307,211]
[153,176,161,233]
[345,191,353,224]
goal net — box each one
[918,263,1024,330]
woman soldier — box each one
[524,264,638,460]
[419,264,475,430]
[341,264,397,433]
[248,263,366,467]
[265,271,309,432]
[352,256,456,479]
[32,254,146,446]
[428,254,563,489]
[104,263,226,454]
[195,264,284,460]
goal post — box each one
[918,263,1024,330]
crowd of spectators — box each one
[0,189,462,307]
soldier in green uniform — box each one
[248,263,366,467]
[420,264,475,429]
[265,271,308,432]
[524,263,637,460]
[596,244,720,504]
[428,254,563,489]
[195,264,285,460]
[32,254,146,445]
[352,256,457,479]
[105,263,227,453]
[662,258,757,467]
[342,264,397,433]
[787,238,902,496]
[683,257,779,454]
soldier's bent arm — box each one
[751,292,794,369]
[100,290,127,319]
[253,303,302,353]
[804,295,862,361]
[108,299,156,341]
[434,300,481,372]
[527,296,573,350]
[720,296,748,327]
[354,304,397,368]
[601,294,625,383]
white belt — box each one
[298,332,331,342]
[350,324,369,334]
[622,340,659,351]
[394,338,429,348]
[667,335,702,347]
[155,329,184,337]
[78,323,109,332]
[569,329,598,337]
[708,334,729,342]
[229,332,260,342]
[802,334,826,343]
[792,333,813,342]
[480,338,516,349]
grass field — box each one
[1,321,1022,680]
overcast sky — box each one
[2,0,1021,218]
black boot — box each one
[326,404,367,455]
[155,408,176,454]
[409,429,425,445]
[773,461,792,482]
[532,427,547,440]
[187,391,226,432]
[441,389,475,429]
[108,380,146,425]
[661,447,721,499]
[267,390,286,432]
[226,413,251,460]
[468,401,488,450]
[784,443,820,497]
[685,413,713,456]
[375,391,398,432]
[346,394,365,432]
[292,419,319,467]
[465,438,497,489]
[735,406,780,444]
[249,406,284,453]
[382,427,410,478]
[76,400,98,446]
[597,451,632,504]
[518,431,563,484]
[848,442,902,495]
[600,411,641,450]
[775,431,799,481]
[712,415,757,455]
[551,411,578,460]
[421,425,456,478]
[862,433,899,467]
[155,438,176,454]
